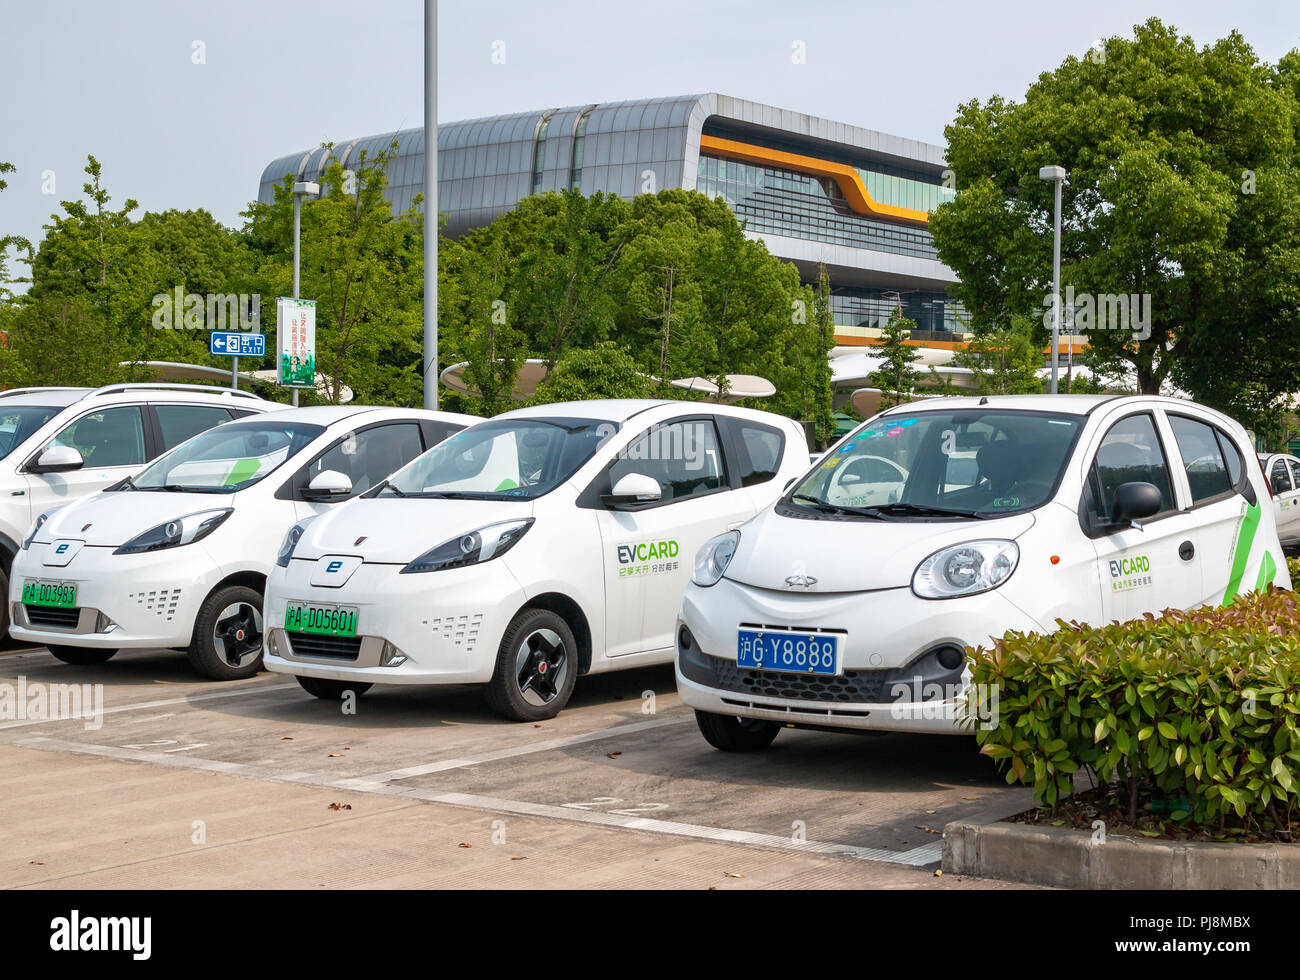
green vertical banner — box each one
[276,297,316,389]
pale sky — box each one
[1,0,1298,263]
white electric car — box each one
[1259,452,1300,549]
[0,383,280,634]
[262,399,810,720]
[677,394,1290,751]
[10,405,474,679]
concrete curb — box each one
[943,820,1300,889]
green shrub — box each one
[969,587,1300,830]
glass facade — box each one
[695,154,940,261]
[858,169,954,213]
[829,287,966,339]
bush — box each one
[969,586,1300,832]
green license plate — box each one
[285,602,358,637]
[22,580,77,608]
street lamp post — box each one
[424,0,438,409]
[1038,165,1067,395]
[291,180,320,407]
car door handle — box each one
[1179,540,1195,561]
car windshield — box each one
[0,406,61,460]
[787,408,1085,519]
[383,417,615,500]
[125,421,324,493]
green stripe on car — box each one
[1222,501,1261,606]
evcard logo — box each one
[1108,553,1152,591]
[616,539,680,577]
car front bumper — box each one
[675,576,1044,735]
[261,557,526,686]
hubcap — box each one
[214,602,263,667]
[513,628,568,707]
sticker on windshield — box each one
[885,427,904,437]
[992,496,1020,508]
[224,458,262,486]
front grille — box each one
[25,605,81,630]
[286,631,361,661]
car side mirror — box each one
[29,446,85,474]
[1111,481,1162,525]
[602,473,662,509]
[302,469,353,501]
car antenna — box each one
[979,396,989,405]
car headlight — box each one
[113,509,233,556]
[401,519,534,575]
[276,519,315,568]
[22,508,60,550]
[693,530,740,588]
[912,539,1019,599]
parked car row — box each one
[5,385,1290,756]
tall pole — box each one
[291,191,302,408]
[423,0,439,409]
[1050,177,1062,395]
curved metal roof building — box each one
[258,93,962,345]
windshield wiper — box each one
[790,494,887,519]
[863,502,989,519]
[378,481,407,497]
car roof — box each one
[0,384,273,409]
[219,405,477,428]
[879,394,1120,416]
[496,399,801,427]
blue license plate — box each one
[736,629,840,675]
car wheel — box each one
[485,608,578,722]
[695,710,781,752]
[296,675,372,700]
[46,645,118,666]
[188,585,265,681]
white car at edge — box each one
[10,405,474,678]
[677,394,1289,751]
[262,399,810,720]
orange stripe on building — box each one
[699,134,931,225]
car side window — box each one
[155,405,234,452]
[1085,413,1175,523]
[727,419,786,488]
[305,423,424,496]
[1289,460,1300,490]
[1167,415,1233,504]
[1271,459,1293,495]
[48,406,146,467]
[607,419,727,504]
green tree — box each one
[0,294,140,387]
[869,307,921,407]
[955,318,1044,394]
[245,143,425,404]
[531,341,652,403]
[0,162,31,302]
[931,18,1300,422]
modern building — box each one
[258,94,965,348]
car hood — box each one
[723,505,1037,593]
[293,497,537,564]
[40,490,236,548]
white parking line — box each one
[0,683,299,730]
[361,714,695,781]
[16,736,944,867]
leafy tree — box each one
[931,18,1300,423]
[955,318,1044,394]
[0,294,142,387]
[0,162,31,302]
[869,307,921,407]
[451,234,528,415]
[245,143,425,405]
[531,341,652,403]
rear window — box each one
[1168,415,1236,504]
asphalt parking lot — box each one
[0,644,1038,889]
